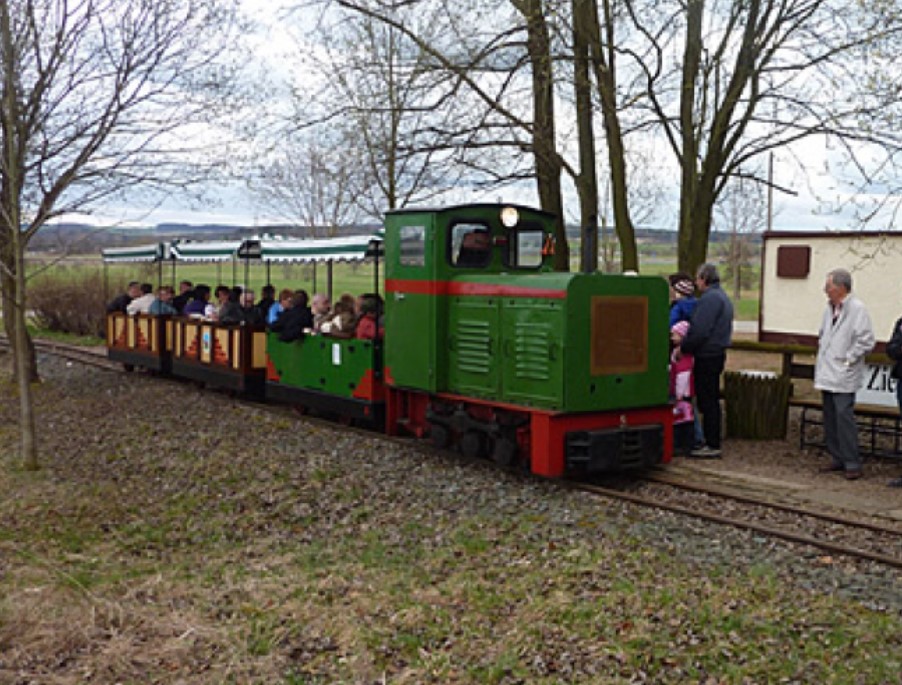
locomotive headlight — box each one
[500,206,520,228]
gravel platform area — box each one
[0,355,900,683]
[672,412,902,513]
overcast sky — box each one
[69,0,899,234]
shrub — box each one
[28,270,116,337]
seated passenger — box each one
[172,280,194,313]
[270,290,313,342]
[107,281,141,313]
[267,288,294,326]
[257,284,276,320]
[240,290,265,326]
[320,293,356,337]
[355,293,384,340]
[126,283,155,315]
[217,285,244,324]
[183,284,211,317]
[148,286,177,316]
[311,293,332,332]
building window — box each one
[776,245,810,278]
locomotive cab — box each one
[383,204,557,394]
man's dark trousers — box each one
[694,353,725,450]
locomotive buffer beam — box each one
[565,424,663,473]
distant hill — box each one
[33,220,755,254]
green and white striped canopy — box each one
[102,233,383,265]
[259,234,383,263]
[101,243,166,263]
[169,239,243,262]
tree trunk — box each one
[13,246,37,470]
[1,264,38,383]
[5,195,38,469]
[732,234,742,300]
[680,186,716,275]
[573,0,598,273]
[586,0,638,272]
[1,2,38,468]
[677,0,705,274]
[520,0,568,271]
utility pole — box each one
[767,152,774,233]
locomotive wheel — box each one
[430,423,451,450]
[460,430,488,459]
[122,363,134,373]
[492,437,518,467]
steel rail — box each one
[566,481,902,570]
[644,472,902,536]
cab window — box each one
[507,229,545,269]
[450,223,492,268]
[399,225,425,266]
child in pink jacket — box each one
[670,320,695,454]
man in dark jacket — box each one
[239,290,265,326]
[257,284,276,320]
[270,290,313,342]
[172,280,194,313]
[679,263,734,458]
[106,281,141,313]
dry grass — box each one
[0,356,900,684]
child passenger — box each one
[320,293,356,337]
[669,320,695,456]
[668,273,697,327]
[355,293,384,340]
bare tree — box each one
[289,0,902,279]
[714,171,767,300]
[251,132,363,236]
[250,4,468,229]
[311,0,574,268]
[315,13,459,216]
[615,0,902,274]
[0,0,244,470]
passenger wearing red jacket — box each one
[355,293,384,340]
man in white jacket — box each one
[814,269,875,480]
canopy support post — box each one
[327,261,334,303]
[374,251,380,296]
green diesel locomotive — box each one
[382,204,673,476]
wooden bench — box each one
[789,397,902,459]
[731,340,901,460]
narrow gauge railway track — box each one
[568,479,902,570]
[16,336,902,570]
[645,472,902,537]
[0,337,120,371]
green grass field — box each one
[35,259,382,300]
